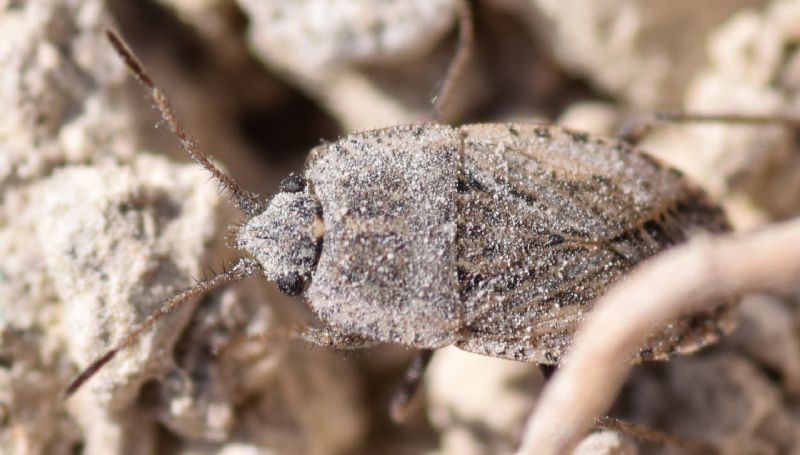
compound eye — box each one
[277,272,304,296]
[279,174,306,193]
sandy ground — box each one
[2,0,800,454]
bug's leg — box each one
[533,364,711,450]
[295,326,378,350]
[616,112,665,145]
[617,110,800,145]
[216,325,377,355]
[64,258,261,398]
[389,350,434,423]
[594,416,715,454]
[538,364,557,380]
[433,0,474,122]
[105,30,264,216]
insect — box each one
[65,29,736,399]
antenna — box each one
[106,29,265,216]
[64,258,261,397]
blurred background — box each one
[2,0,800,454]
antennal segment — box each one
[64,258,261,398]
[106,29,265,216]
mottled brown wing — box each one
[453,123,735,364]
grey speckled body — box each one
[238,123,735,365]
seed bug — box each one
[64,29,738,400]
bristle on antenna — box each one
[64,258,261,398]
[105,29,264,216]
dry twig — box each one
[516,216,800,454]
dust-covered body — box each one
[66,30,737,400]
[238,122,736,365]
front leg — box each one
[298,326,377,350]
[212,324,376,356]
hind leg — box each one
[232,328,434,423]
[539,364,557,380]
[296,326,378,349]
[389,350,435,423]
[617,110,800,145]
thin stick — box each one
[516,216,800,455]
[105,29,264,216]
[64,258,261,398]
[433,0,474,122]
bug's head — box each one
[236,175,324,296]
